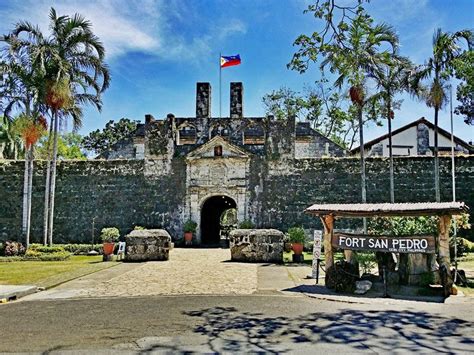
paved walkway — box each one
[25,249,299,300]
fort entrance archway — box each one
[201,195,237,245]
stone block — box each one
[125,229,171,262]
[229,229,284,263]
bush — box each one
[356,252,377,274]
[29,244,65,253]
[4,241,26,257]
[60,244,103,255]
[134,225,146,230]
[238,220,255,229]
[287,227,306,244]
[183,220,197,233]
[24,250,71,261]
[100,227,120,243]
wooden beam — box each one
[437,215,453,296]
[320,215,335,271]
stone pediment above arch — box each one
[186,136,250,160]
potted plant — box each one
[287,227,306,255]
[183,220,197,243]
[100,227,120,256]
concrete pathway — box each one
[23,249,264,300]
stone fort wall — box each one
[0,156,472,243]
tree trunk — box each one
[387,99,394,203]
[47,111,59,246]
[358,106,367,232]
[434,107,440,202]
[26,147,33,248]
[22,151,29,242]
[43,116,54,246]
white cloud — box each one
[0,0,247,62]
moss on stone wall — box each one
[0,156,472,243]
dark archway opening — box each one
[201,195,237,245]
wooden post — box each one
[320,215,334,271]
[438,214,453,296]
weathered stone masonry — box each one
[0,82,472,243]
[0,156,473,243]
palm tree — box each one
[1,30,47,247]
[411,28,473,202]
[370,56,414,203]
[11,8,110,245]
[320,14,399,217]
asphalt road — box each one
[1,294,473,354]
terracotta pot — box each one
[103,242,115,256]
[292,243,304,255]
[184,232,193,242]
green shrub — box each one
[356,252,377,274]
[24,249,71,261]
[100,227,120,242]
[134,225,146,230]
[0,256,23,262]
[238,220,255,229]
[183,220,197,233]
[59,244,103,255]
[29,244,65,253]
[287,227,306,244]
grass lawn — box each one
[0,255,111,286]
[456,253,474,296]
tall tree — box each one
[10,8,110,245]
[370,56,414,202]
[82,118,138,157]
[1,27,47,246]
[453,50,474,125]
[289,4,398,214]
[411,28,473,201]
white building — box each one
[351,117,473,157]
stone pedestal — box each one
[229,229,284,263]
[125,229,171,262]
[292,254,304,263]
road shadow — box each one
[283,284,445,303]
[139,307,473,353]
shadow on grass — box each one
[139,307,473,354]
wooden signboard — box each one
[332,233,436,254]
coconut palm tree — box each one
[370,56,414,203]
[411,28,473,202]
[320,14,399,215]
[11,8,110,245]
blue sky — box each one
[0,0,473,143]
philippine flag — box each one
[220,54,241,68]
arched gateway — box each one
[200,195,237,245]
[185,136,251,245]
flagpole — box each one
[219,52,222,119]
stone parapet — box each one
[229,229,284,263]
[125,229,171,261]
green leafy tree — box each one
[36,132,86,160]
[288,2,398,212]
[370,56,414,202]
[411,28,473,201]
[453,50,474,125]
[262,83,382,149]
[82,118,139,156]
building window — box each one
[177,125,197,145]
[210,125,230,139]
[214,145,223,157]
[243,125,265,145]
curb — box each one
[0,285,38,303]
